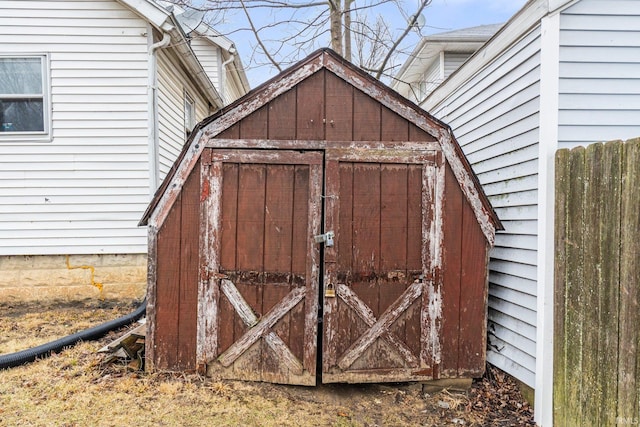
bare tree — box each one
[167,0,431,83]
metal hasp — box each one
[314,231,334,247]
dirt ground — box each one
[0,299,535,426]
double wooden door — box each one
[199,148,443,385]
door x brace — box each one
[335,281,423,370]
[216,279,305,375]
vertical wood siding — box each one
[425,27,542,388]
[0,0,150,255]
[152,65,492,380]
[156,48,210,181]
[154,159,201,369]
[558,0,640,149]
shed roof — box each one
[140,48,502,243]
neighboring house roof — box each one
[423,0,574,110]
[175,8,251,94]
[140,48,502,243]
[392,24,502,97]
[118,0,225,109]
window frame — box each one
[184,90,196,139]
[0,53,51,142]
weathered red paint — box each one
[199,177,210,202]
[142,48,502,386]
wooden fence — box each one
[554,138,640,426]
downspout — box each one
[147,29,171,194]
[219,47,236,104]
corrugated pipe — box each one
[0,299,146,370]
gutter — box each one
[165,17,225,110]
[121,0,226,109]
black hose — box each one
[0,299,146,370]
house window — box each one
[184,92,196,138]
[0,55,49,139]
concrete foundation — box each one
[0,254,147,302]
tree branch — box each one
[373,0,431,79]
[239,0,282,72]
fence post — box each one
[553,147,570,426]
[618,138,640,424]
[599,141,622,426]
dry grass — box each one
[0,299,136,354]
[0,299,534,426]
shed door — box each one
[322,149,444,383]
[199,149,323,386]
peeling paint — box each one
[200,177,210,202]
[143,50,499,247]
[427,281,443,365]
[439,131,497,245]
[145,49,494,381]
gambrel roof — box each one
[140,48,502,243]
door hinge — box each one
[314,231,334,247]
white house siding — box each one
[156,48,210,181]
[189,36,222,98]
[222,66,247,105]
[426,26,543,388]
[558,0,640,149]
[0,0,150,255]
[419,61,441,102]
[443,52,472,79]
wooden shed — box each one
[140,48,502,386]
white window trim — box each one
[0,53,52,143]
[184,90,196,139]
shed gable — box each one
[141,49,501,246]
[215,70,437,144]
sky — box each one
[215,0,529,87]
[418,0,527,33]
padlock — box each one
[325,283,336,298]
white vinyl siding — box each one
[222,66,247,104]
[411,53,472,103]
[427,26,543,388]
[156,48,210,181]
[188,33,246,105]
[189,36,222,96]
[443,52,471,79]
[0,0,150,256]
[558,0,640,149]
[421,61,441,102]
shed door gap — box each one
[315,149,327,381]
